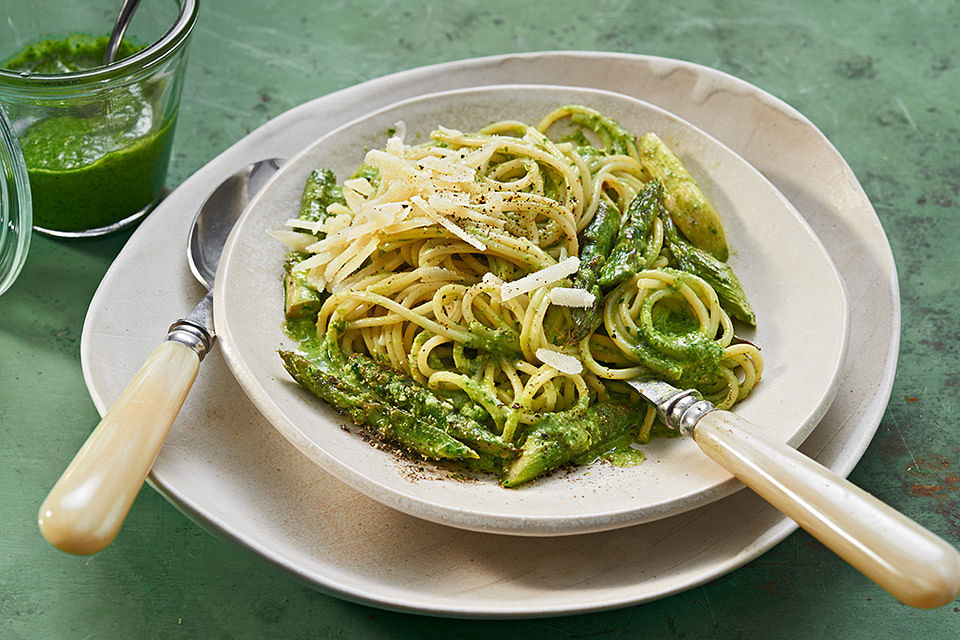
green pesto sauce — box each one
[3,34,176,232]
[3,33,140,74]
[651,307,699,336]
[282,319,315,343]
[283,319,327,362]
[604,448,648,467]
[632,283,724,391]
[574,434,647,467]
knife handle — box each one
[38,340,200,555]
[693,409,960,608]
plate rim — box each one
[213,82,850,536]
[80,50,898,618]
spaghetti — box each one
[275,105,763,485]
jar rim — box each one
[0,0,198,89]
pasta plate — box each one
[213,84,848,535]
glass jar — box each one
[0,0,198,237]
[0,104,31,296]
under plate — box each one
[80,52,898,618]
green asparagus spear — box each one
[283,169,342,319]
[638,133,728,261]
[502,399,648,487]
[350,162,380,189]
[298,168,345,223]
[661,214,756,325]
[279,351,479,461]
[345,354,516,458]
[436,389,491,425]
[597,182,661,289]
[283,252,322,321]
[463,322,523,360]
[567,199,621,343]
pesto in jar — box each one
[3,34,176,232]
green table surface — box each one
[3,0,959,637]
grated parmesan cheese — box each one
[326,202,353,218]
[410,195,487,250]
[291,252,330,273]
[285,218,324,234]
[343,182,366,212]
[322,213,354,236]
[435,125,463,138]
[500,257,580,301]
[280,125,546,289]
[303,267,327,291]
[549,287,596,308]
[462,141,499,170]
[428,194,504,229]
[393,120,407,142]
[385,135,404,156]
[268,229,318,252]
[344,177,374,196]
[417,155,474,181]
[535,348,583,375]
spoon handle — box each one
[38,340,200,555]
[103,0,142,65]
[693,409,960,608]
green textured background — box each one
[2,0,959,637]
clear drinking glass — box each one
[0,0,198,237]
[0,104,31,296]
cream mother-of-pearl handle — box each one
[38,341,200,555]
[693,409,960,609]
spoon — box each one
[103,0,143,66]
[38,158,285,555]
[629,378,960,608]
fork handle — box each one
[38,341,200,555]
[693,409,960,608]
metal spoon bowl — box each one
[189,158,284,288]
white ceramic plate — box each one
[82,52,897,617]
[213,84,848,536]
